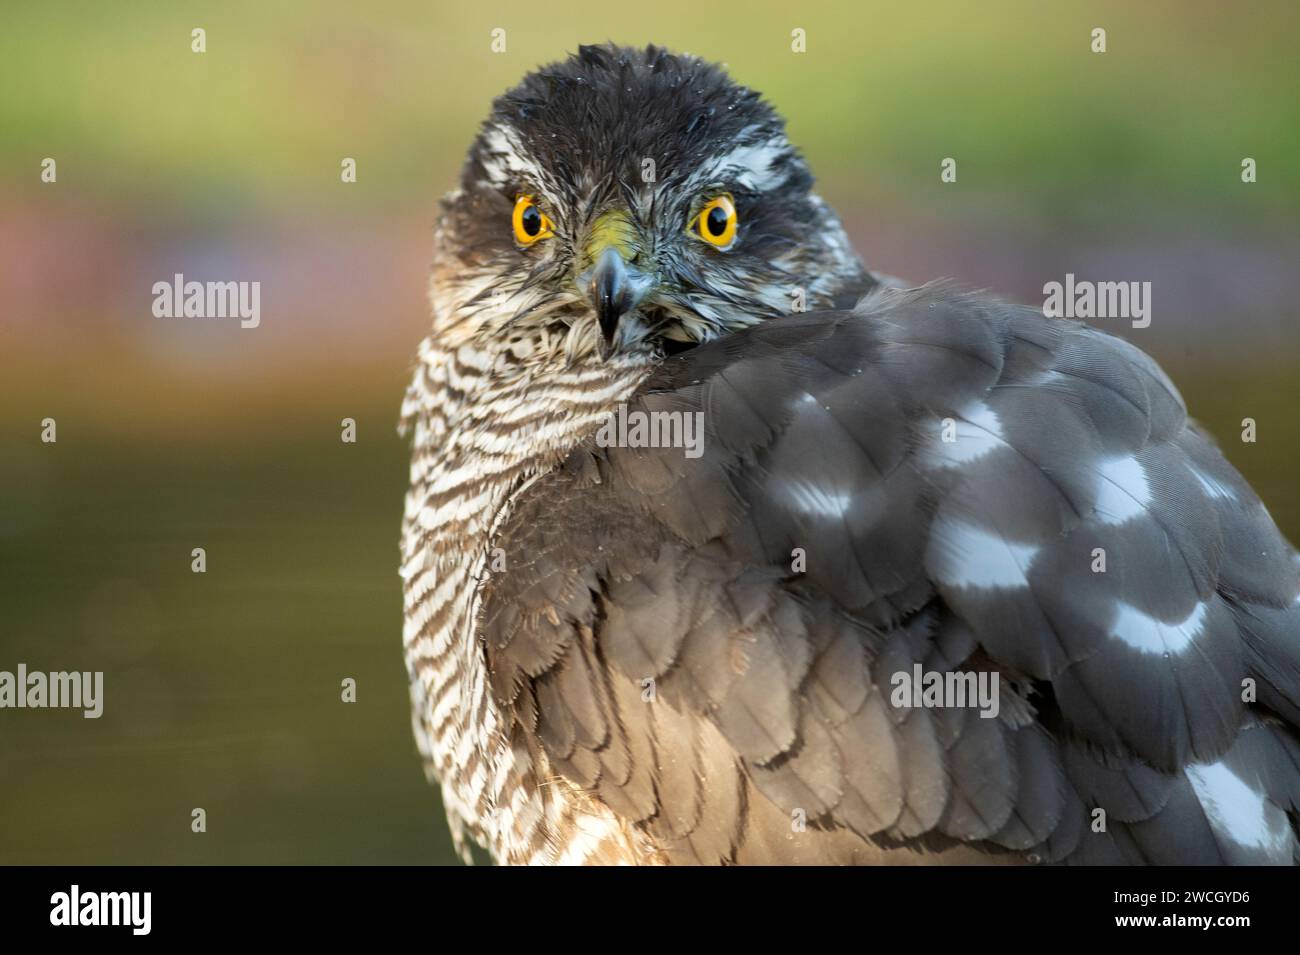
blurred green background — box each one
[1,1,1298,864]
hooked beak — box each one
[589,247,633,356]
[580,209,652,360]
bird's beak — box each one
[589,247,632,354]
[580,209,651,360]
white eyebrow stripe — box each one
[686,132,797,192]
[478,124,552,191]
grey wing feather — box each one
[480,283,1300,864]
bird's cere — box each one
[583,208,639,265]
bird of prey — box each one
[399,43,1300,865]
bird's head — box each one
[428,43,871,364]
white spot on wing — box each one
[1192,468,1238,502]
[1092,455,1151,525]
[778,478,852,519]
[1186,760,1291,856]
[922,402,1006,469]
[1108,600,1206,655]
[928,519,1038,589]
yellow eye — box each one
[692,194,737,247]
[512,195,554,245]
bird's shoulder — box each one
[479,282,1300,864]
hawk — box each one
[399,44,1300,865]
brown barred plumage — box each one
[400,335,656,863]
